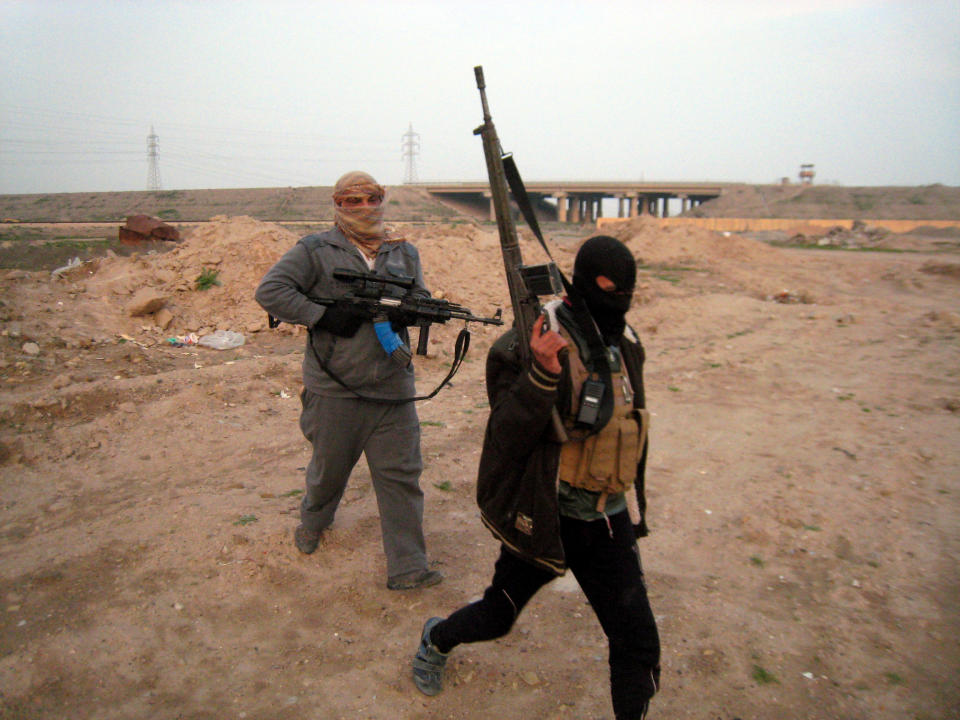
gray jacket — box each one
[255,227,429,399]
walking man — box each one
[256,171,441,591]
[411,236,659,717]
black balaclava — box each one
[571,235,636,345]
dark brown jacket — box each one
[476,316,649,575]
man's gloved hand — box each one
[314,302,369,338]
[386,306,420,331]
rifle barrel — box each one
[474,66,491,123]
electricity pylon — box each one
[147,126,162,191]
[401,123,420,184]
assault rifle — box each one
[473,65,568,439]
[473,66,563,362]
[301,268,502,363]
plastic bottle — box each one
[198,330,245,350]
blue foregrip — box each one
[374,320,404,355]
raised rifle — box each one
[473,65,568,440]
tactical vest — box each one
[550,303,650,503]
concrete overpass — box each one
[412,181,727,223]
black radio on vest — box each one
[576,378,605,427]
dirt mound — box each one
[920,261,960,279]
[783,220,891,249]
[407,222,507,310]
[61,215,793,346]
[58,217,528,349]
[604,214,782,265]
[41,212,878,361]
[73,216,299,338]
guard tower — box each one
[799,163,815,185]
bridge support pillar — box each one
[554,193,568,222]
[484,192,495,222]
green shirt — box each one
[558,481,627,521]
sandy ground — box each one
[1,216,958,720]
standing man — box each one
[255,171,442,591]
[411,236,660,718]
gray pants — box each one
[298,389,427,578]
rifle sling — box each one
[563,294,615,432]
[503,154,614,432]
[503,154,550,259]
[308,326,471,404]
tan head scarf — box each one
[332,171,399,259]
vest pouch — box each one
[585,416,617,491]
[617,412,640,483]
[621,408,649,479]
[559,435,599,492]
[559,407,648,495]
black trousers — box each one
[431,510,660,719]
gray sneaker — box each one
[293,524,321,554]
[387,568,443,591]
[412,617,448,696]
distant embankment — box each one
[686,183,960,223]
[597,217,960,233]
[0,186,457,224]
[2,183,959,225]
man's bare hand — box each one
[530,315,567,374]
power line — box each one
[1,100,405,191]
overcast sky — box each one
[1,0,958,194]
